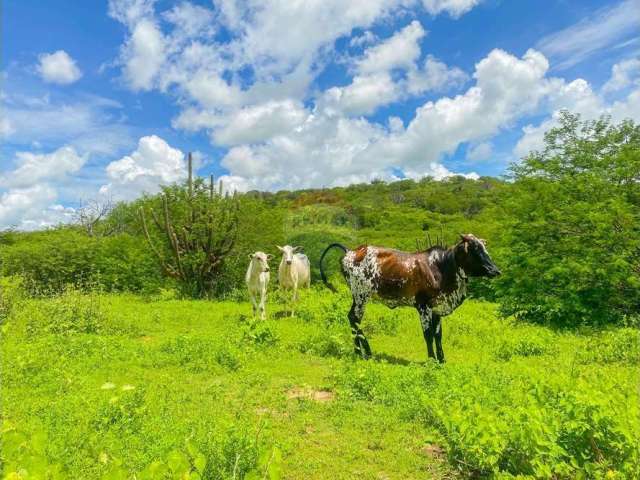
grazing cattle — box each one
[319,234,500,362]
[277,245,311,317]
[246,251,272,320]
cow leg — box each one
[291,285,297,317]
[259,289,267,320]
[417,304,435,361]
[432,313,445,363]
[249,292,258,318]
[348,295,371,359]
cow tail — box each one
[319,243,348,293]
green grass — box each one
[2,285,639,479]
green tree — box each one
[495,112,640,326]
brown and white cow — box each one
[319,234,500,362]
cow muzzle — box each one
[286,260,292,265]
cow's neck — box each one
[434,247,467,291]
[249,264,263,279]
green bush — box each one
[496,113,640,326]
[333,360,639,478]
[26,286,106,336]
[574,328,639,364]
[0,275,24,324]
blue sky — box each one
[2,0,639,229]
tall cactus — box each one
[138,153,239,297]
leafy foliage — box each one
[495,112,640,326]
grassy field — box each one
[1,284,639,479]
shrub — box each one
[298,330,351,358]
[574,328,639,364]
[239,319,279,348]
[493,329,555,361]
[496,113,640,326]
[158,336,243,372]
[26,286,106,336]
[0,275,24,324]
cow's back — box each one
[343,246,435,300]
[294,254,310,286]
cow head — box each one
[455,234,501,277]
[277,245,302,265]
[248,251,272,273]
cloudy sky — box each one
[2,0,639,229]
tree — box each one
[495,112,640,326]
[138,154,240,297]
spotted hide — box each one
[319,234,501,362]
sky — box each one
[1,0,639,230]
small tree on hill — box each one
[138,154,239,297]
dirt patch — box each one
[286,387,334,402]
[421,443,445,460]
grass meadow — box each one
[1,281,638,479]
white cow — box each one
[246,251,272,320]
[277,245,311,317]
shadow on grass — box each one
[371,351,423,366]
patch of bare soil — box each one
[286,387,334,402]
[421,443,445,460]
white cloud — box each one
[120,18,166,90]
[406,55,468,94]
[100,135,186,199]
[357,21,426,74]
[107,0,155,27]
[320,73,399,116]
[319,23,467,116]
[212,100,308,146]
[37,50,82,84]
[421,0,482,18]
[466,142,492,162]
[0,184,58,230]
[0,145,88,230]
[602,57,640,93]
[349,31,379,48]
[363,49,551,172]
[1,146,86,189]
[514,76,640,159]
[536,0,639,70]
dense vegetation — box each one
[1,113,639,478]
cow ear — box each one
[293,246,303,252]
[248,253,254,260]
[276,245,284,252]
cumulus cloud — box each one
[421,0,482,18]
[0,184,59,230]
[212,100,308,146]
[0,145,88,230]
[319,23,467,116]
[100,135,186,199]
[357,21,426,74]
[120,19,166,90]
[406,55,468,94]
[37,50,82,84]
[602,57,640,93]
[1,146,86,189]
[514,73,640,159]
